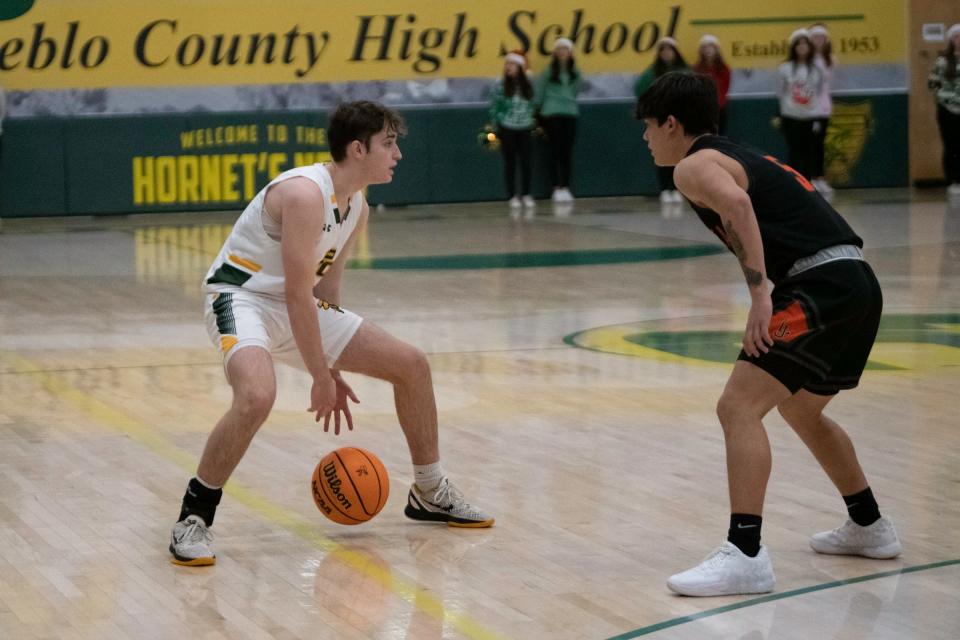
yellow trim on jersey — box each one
[220,336,238,353]
[228,254,262,272]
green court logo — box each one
[0,0,35,21]
[565,314,960,373]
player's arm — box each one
[276,179,337,418]
[309,198,368,434]
[312,200,370,306]
[674,152,774,356]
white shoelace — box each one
[430,478,464,510]
[179,519,213,546]
[700,545,735,571]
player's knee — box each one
[381,344,430,385]
[232,387,275,423]
[399,346,431,382]
[715,394,738,429]
[715,390,760,430]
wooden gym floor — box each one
[0,190,958,639]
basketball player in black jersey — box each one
[636,73,901,596]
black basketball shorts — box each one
[738,259,883,395]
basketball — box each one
[311,447,389,525]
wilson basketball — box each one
[311,447,389,525]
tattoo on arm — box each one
[723,220,764,288]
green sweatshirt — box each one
[534,69,582,117]
[488,80,536,130]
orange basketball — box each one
[311,447,389,525]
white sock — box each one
[413,462,445,493]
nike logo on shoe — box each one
[737,523,758,529]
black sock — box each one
[843,486,881,526]
[178,477,223,527]
[727,513,763,557]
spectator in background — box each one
[535,38,582,203]
[929,23,960,199]
[489,50,536,211]
[809,24,835,195]
[776,29,825,186]
[635,37,689,204]
[694,35,731,134]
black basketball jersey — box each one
[683,135,862,283]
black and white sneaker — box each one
[169,515,216,566]
[404,477,494,528]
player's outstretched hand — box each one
[323,371,360,435]
[308,371,337,425]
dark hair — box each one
[653,44,688,77]
[944,40,957,81]
[694,47,728,75]
[328,101,406,162]
[635,72,719,136]
[787,36,813,68]
[504,68,534,100]
[549,54,579,84]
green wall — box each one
[0,94,907,218]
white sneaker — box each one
[948,183,960,198]
[560,188,575,201]
[170,515,216,566]
[404,477,494,528]
[508,196,522,209]
[669,190,683,203]
[659,190,672,204]
[522,195,536,209]
[667,542,775,596]
[552,189,564,202]
[813,178,834,194]
[810,517,901,559]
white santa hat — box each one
[505,52,527,68]
[789,28,812,45]
[948,23,960,40]
[657,36,679,49]
[809,25,829,37]
[699,34,720,47]
[553,37,574,51]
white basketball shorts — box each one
[204,290,363,373]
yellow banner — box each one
[0,1,905,90]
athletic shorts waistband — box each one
[786,244,863,278]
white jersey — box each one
[204,164,364,299]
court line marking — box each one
[605,558,960,639]
[2,352,506,640]
[344,245,725,270]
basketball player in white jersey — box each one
[170,101,494,566]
